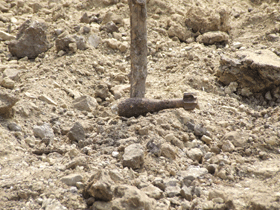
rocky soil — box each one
[1,0,280,209]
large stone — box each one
[8,19,49,58]
[88,181,113,201]
[68,122,85,142]
[112,185,155,210]
[60,174,83,186]
[196,31,229,45]
[168,22,192,42]
[185,6,230,34]
[123,143,144,169]
[73,95,97,112]
[218,49,280,94]
[85,170,114,202]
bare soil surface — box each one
[0,0,280,210]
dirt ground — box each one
[1,0,280,209]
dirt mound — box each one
[0,0,280,210]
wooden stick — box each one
[128,0,147,98]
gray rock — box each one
[165,186,181,197]
[8,122,22,131]
[72,35,88,50]
[218,49,280,93]
[33,123,54,142]
[73,95,97,112]
[80,13,90,23]
[181,186,192,201]
[100,21,118,33]
[164,178,179,189]
[194,124,209,137]
[68,122,85,142]
[123,143,144,169]
[161,143,177,160]
[60,174,83,186]
[187,148,203,162]
[8,19,49,59]
[146,140,161,157]
[0,93,19,117]
[142,185,163,199]
[196,31,229,45]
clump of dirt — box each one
[0,0,280,210]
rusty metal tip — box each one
[183,93,196,101]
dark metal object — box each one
[118,93,198,118]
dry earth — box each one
[1,0,280,210]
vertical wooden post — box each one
[128,0,147,98]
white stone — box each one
[38,94,57,106]
[201,135,212,144]
[112,151,119,158]
[0,31,16,40]
[232,42,242,49]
